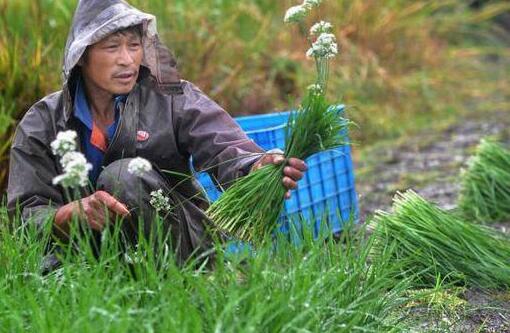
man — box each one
[7,0,307,265]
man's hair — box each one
[112,24,143,39]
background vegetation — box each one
[1,0,509,190]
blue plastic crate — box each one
[194,105,358,238]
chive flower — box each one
[306,33,338,59]
[53,152,92,188]
[128,157,153,177]
[50,130,77,157]
[303,0,322,9]
[310,21,333,36]
[150,189,172,213]
[284,5,308,23]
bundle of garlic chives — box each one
[370,190,510,289]
[207,92,349,244]
[458,138,510,223]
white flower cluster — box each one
[150,189,172,213]
[53,152,92,187]
[310,21,333,36]
[127,157,152,176]
[284,5,308,23]
[50,130,77,157]
[283,0,322,23]
[50,130,92,188]
[306,33,338,59]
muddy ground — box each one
[354,110,510,332]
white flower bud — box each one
[307,84,323,95]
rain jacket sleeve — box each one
[174,81,265,188]
[7,103,63,228]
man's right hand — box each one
[54,190,130,239]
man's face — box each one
[80,30,143,95]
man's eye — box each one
[105,45,118,50]
[130,43,141,48]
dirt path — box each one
[354,110,510,332]
[356,110,510,224]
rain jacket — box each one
[7,0,264,232]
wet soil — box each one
[354,110,510,332]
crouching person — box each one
[6,0,307,270]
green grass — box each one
[0,215,413,332]
[3,191,510,331]
[459,138,510,223]
[1,0,510,190]
[370,190,510,290]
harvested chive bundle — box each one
[371,190,510,289]
[207,92,349,244]
[207,165,285,242]
[207,3,348,244]
[458,138,510,223]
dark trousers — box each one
[97,158,215,265]
[43,158,215,273]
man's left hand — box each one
[252,153,308,199]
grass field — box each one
[2,192,509,332]
[0,217,414,332]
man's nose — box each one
[117,45,135,65]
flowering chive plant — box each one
[283,1,338,91]
[207,1,349,244]
[307,31,338,90]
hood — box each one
[62,0,181,113]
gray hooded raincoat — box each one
[7,0,264,262]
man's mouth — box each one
[113,71,137,83]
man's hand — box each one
[54,190,130,239]
[252,152,308,199]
